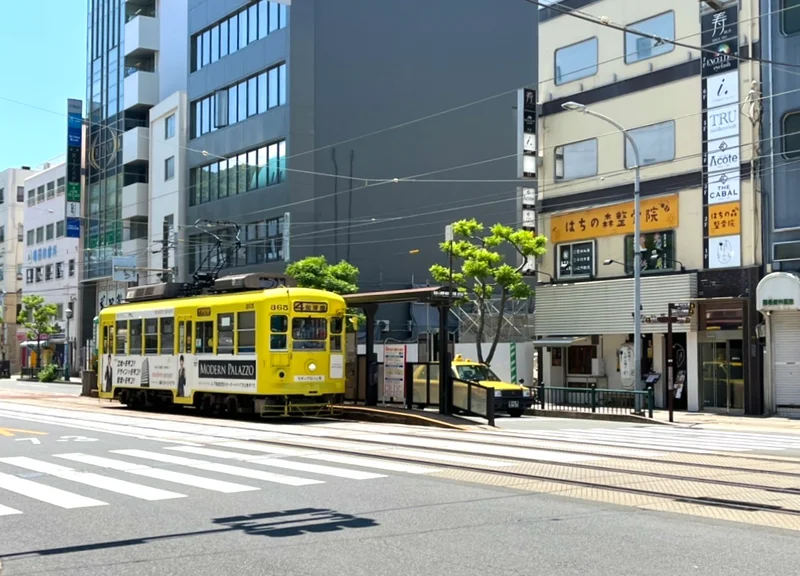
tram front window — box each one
[292,318,327,350]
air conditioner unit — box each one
[376,319,390,333]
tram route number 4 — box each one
[15,435,98,445]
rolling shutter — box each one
[773,311,800,407]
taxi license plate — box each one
[508,400,519,408]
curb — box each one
[525,408,678,426]
[335,406,477,429]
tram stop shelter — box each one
[343,286,464,414]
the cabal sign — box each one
[705,168,741,205]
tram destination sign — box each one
[294,301,328,313]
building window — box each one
[191,1,288,72]
[56,177,65,195]
[56,262,64,279]
[0,188,4,204]
[36,227,44,243]
[36,186,44,203]
[555,138,598,180]
[189,215,285,270]
[35,267,42,283]
[17,224,22,242]
[27,189,34,207]
[556,241,595,279]
[26,269,33,284]
[46,223,54,241]
[624,230,676,273]
[555,37,598,85]
[624,12,675,64]
[190,139,286,206]
[165,156,175,180]
[26,230,34,245]
[68,259,75,277]
[783,0,800,35]
[16,186,24,202]
[45,265,53,281]
[54,304,64,320]
[56,220,65,237]
[782,111,800,159]
[0,226,5,242]
[624,120,676,169]
[165,114,176,139]
[46,182,55,199]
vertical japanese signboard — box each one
[66,99,83,239]
[519,87,537,276]
[701,6,741,269]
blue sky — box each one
[0,1,87,169]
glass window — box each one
[115,320,127,354]
[202,30,211,66]
[36,226,44,243]
[228,85,238,124]
[258,72,268,113]
[268,143,278,185]
[278,64,286,105]
[56,178,64,195]
[269,66,278,108]
[270,315,288,350]
[229,14,239,54]
[625,12,675,64]
[196,321,214,354]
[238,154,248,194]
[46,182,55,199]
[26,230,33,245]
[239,9,248,49]
[248,4,258,42]
[259,0,268,38]
[217,314,234,354]
[209,161,218,201]
[210,26,219,63]
[194,34,202,71]
[625,120,676,168]
[278,140,286,182]
[220,20,229,57]
[247,150,258,190]
[330,317,343,351]
[555,38,598,85]
[219,160,228,198]
[555,138,598,180]
[238,81,247,122]
[625,231,676,273]
[55,262,64,279]
[165,114,175,139]
[129,320,143,355]
[256,147,268,189]
[279,3,287,27]
[783,0,800,35]
[160,318,174,354]
[269,1,279,32]
[201,97,210,135]
[17,186,24,201]
[237,311,256,353]
[200,165,210,204]
[56,220,65,237]
[68,259,75,276]
[291,318,327,350]
[165,156,175,180]
[783,112,800,159]
[228,157,238,195]
[144,318,158,355]
[46,224,54,240]
[248,77,257,117]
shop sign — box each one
[707,201,741,237]
[550,194,679,243]
[762,298,795,307]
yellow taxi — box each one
[412,354,533,417]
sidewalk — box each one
[651,409,800,434]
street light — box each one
[563,101,643,397]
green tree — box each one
[17,295,60,370]
[430,219,548,365]
[285,256,363,330]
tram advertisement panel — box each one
[192,356,258,394]
[104,355,177,392]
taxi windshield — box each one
[455,364,501,382]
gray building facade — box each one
[186,0,538,338]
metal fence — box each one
[536,385,654,418]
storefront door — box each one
[699,331,744,413]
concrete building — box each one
[21,163,80,372]
[0,166,36,374]
[80,0,189,345]
[532,0,765,414]
[185,0,538,338]
[755,0,800,415]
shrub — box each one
[38,364,59,383]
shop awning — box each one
[533,337,589,347]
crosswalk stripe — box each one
[0,470,107,509]
[218,441,441,474]
[213,441,313,457]
[165,446,387,480]
[0,504,22,516]
[111,449,325,487]
[53,453,259,494]
[509,431,719,454]
[0,457,186,502]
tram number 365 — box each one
[270,304,288,311]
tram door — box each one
[269,313,291,368]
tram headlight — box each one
[308,363,317,372]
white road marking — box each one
[0,470,107,509]
[0,504,22,516]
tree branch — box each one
[486,285,508,365]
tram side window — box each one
[237,311,256,353]
[270,315,287,350]
[102,325,110,355]
[115,320,127,354]
[144,319,158,355]
[330,317,343,352]
[217,314,234,354]
[196,320,214,354]
[292,318,327,350]
[160,318,175,354]
[129,320,143,355]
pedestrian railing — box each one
[536,384,654,418]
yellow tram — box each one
[97,273,348,417]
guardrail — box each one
[536,384,654,418]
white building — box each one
[0,165,37,373]
[22,163,80,373]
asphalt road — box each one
[0,378,81,396]
[0,403,798,575]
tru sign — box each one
[709,108,736,131]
